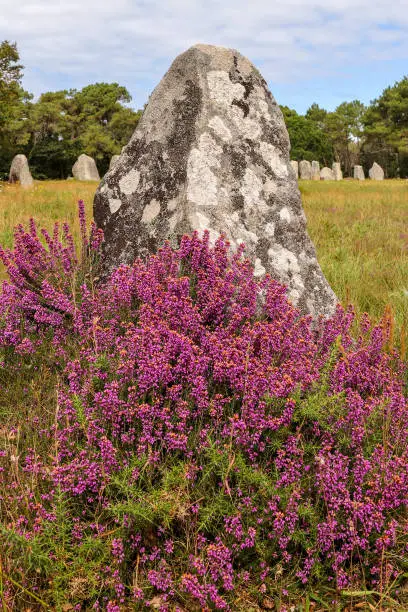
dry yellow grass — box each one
[0,180,96,251]
[0,178,407,331]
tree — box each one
[27,84,142,178]
[0,41,32,177]
[362,77,408,177]
[26,90,79,178]
[281,105,333,165]
[324,101,366,175]
[108,106,142,147]
[73,82,132,126]
[305,103,328,128]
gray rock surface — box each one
[353,165,365,180]
[299,160,312,180]
[109,155,120,170]
[311,160,320,181]
[94,44,337,318]
[9,154,34,188]
[290,160,298,179]
[320,167,335,180]
[369,162,384,180]
[72,154,100,181]
[332,162,342,181]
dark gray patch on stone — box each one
[232,98,250,117]
[223,145,246,181]
[229,54,255,100]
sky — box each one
[1,0,408,114]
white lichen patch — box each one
[188,211,219,244]
[194,211,211,231]
[187,150,218,206]
[306,298,315,315]
[167,198,178,212]
[240,168,268,215]
[226,211,259,246]
[108,198,122,214]
[268,245,300,275]
[267,245,304,301]
[263,178,277,197]
[141,199,161,223]
[254,257,266,277]
[218,186,231,209]
[288,289,301,306]
[187,133,222,207]
[279,207,291,223]
[256,96,270,120]
[230,105,261,140]
[119,169,141,195]
[259,142,288,178]
[207,71,245,106]
[168,209,183,232]
[208,116,232,142]
[264,222,275,237]
[198,133,222,167]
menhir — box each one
[94,44,337,318]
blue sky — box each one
[1,0,408,114]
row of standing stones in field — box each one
[7,152,121,188]
[5,44,379,320]
[8,153,385,189]
[290,159,384,181]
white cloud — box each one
[1,0,408,107]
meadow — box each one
[0,179,407,611]
[0,178,407,329]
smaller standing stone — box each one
[290,160,299,179]
[299,160,312,180]
[311,160,320,180]
[353,165,365,180]
[109,155,120,170]
[369,162,384,181]
[72,154,100,181]
[9,154,34,188]
[332,162,343,181]
[320,167,335,180]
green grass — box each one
[1,177,407,334]
[300,179,408,333]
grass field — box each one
[1,178,407,610]
[0,178,407,331]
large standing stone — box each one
[290,160,299,179]
[353,165,365,181]
[94,44,337,318]
[72,154,100,181]
[9,154,34,188]
[332,162,342,181]
[320,167,335,180]
[369,162,384,181]
[311,161,320,181]
[299,160,312,180]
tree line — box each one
[1,40,408,180]
[281,91,408,178]
[0,41,142,179]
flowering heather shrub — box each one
[0,202,407,610]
